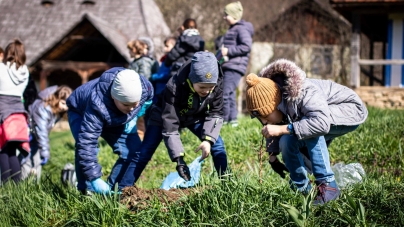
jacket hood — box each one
[259,59,306,102]
[138,36,155,59]
[6,62,29,85]
[38,85,58,100]
[182,29,200,36]
[179,34,204,52]
[234,20,254,36]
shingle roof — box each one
[0,0,170,65]
[331,0,404,2]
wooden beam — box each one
[78,70,89,84]
[359,59,404,65]
[40,71,49,91]
[40,60,122,72]
[351,13,361,88]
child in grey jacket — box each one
[20,85,72,180]
[245,59,368,205]
[221,1,254,126]
[127,39,159,80]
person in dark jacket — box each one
[120,51,228,187]
[66,68,153,194]
[245,59,368,205]
[221,1,254,127]
[164,18,205,79]
[20,85,72,180]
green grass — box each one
[0,107,403,226]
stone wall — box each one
[354,87,404,109]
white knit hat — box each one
[111,69,142,103]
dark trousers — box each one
[223,69,243,122]
[0,143,21,183]
[120,123,228,189]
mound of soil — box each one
[120,186,194,211]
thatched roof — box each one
[0,0,170,66]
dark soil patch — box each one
[120,186,194,211]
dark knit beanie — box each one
[245,73,282,117]
[189,52,219,84]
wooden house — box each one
[247,0,352,83]
[331,0,404,88]
[0,0,170,90]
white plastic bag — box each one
[160,156,203,190]
[331,162,366,189]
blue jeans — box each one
[280,125,359,191]
[68,110,142,192]
[120,123,228,188]
[223,70,243,122]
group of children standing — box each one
[0,1,368,205]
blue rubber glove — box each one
[90,178,111,194]
[40,157,48,165]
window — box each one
[81,0,95,6]
[41,0,54,7]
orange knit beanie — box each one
[245,73,282,117]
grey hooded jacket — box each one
[28,85,60,160]
[0,62,29,97]
[0,62,29,123]
[260,59,368,152]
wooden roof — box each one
[0,0,170,66]
[254,0,350,44]
[331,0,404,2]
[330,0,404,12]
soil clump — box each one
[120,186,194,211]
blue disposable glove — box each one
[40,157,49,165]
[90,178,111,194]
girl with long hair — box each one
[20,85,72,180]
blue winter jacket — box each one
[66,67,153,181]
[221,20,254,75]
[151,62,171,97]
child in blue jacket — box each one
[150,36,176,103]
[66,68,153,194]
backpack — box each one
[61,163,77,187]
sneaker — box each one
[229,120,238,127]
[313,180,340,205]
[301,181,312,195]
[290,180,312,195]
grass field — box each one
[0,107,403,226]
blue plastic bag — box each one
[160,156,203,190]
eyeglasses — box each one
[250,111,266,126]
[250,110,261,117]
